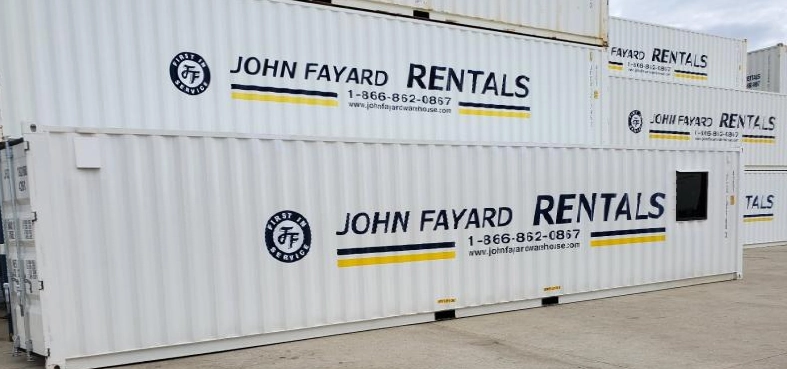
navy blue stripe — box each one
[458,102,530,111]
[744,213,774,218]
[608,61,623,66]
[591,227,666,238]
[230,84,338,98]
[743,135,776,139]
[674,69,708,76]
[650,130,690,135]
[337,242,455,256]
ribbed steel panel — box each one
[0,141,43,359]
[747,44,787,93]
[0,0,603,144]
[607,76,787,167]
[333,0,608,46]
[743,171,787,246]
[608,17,746,89]
[4,128,740,368]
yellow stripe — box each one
[458,108,531,119]
[231,92,339,107]
[337,251,456,268]
[608,65,623,71]
[742,138,776,144]
[744,217,774,223]
[675,73,708,81]
[649,133,691,141]
[590,234,666,247]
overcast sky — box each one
[609,0,787,51]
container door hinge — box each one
[31,211,37,222]
[38,281,44,291]
[46,348,50,358]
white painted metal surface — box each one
[0,141,41,360]
[742,171,787,247]
[3,128,740,368]
[608,17,746,89]
[607,76,787,168]
[0,0,603,144]
[747,44,787,93]
[333,0,608,46]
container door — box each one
[0,140,44,356]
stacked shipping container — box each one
[607,18,787,248]
[743,43,787,247]
[0,0,603,142]
[608,17,747,88]
[0,1,749,368]
[747,44,787,93]
[606,76,786,167]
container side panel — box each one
[742,171,787,246]
[746,45,786,93]
[30,132,739,363]
[0,0,601,144]
[608,17,746,89]
[0,1,37,136]
[607,76,787,167]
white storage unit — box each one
[747,44,787,93]
[0,0,603,144]
[331,0,608,46]
[1,128,741,369]
[607,76,787,168]
[608,17,746,89]
[743,171,787,247]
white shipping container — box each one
[743,171,787,247]
[608,17,746,89]
[3,128,741,369]
[747,44,787,93]
[0,0,603,144]
[332,0,608,46]
[607,76,787,168]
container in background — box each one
[747,44,787,93]
[743,171,787,247]
[607,76,787,168]
[608,17,746,89]
[327,0,608,46]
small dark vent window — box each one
[676,171,708,221]
[413,10,430,19]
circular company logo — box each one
[628,110,643,133]
[264,210,312,263]
[169,52,211,95]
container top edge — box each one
[609,75,787,96]
[610,16,747,43]
[288,0,605,49]
[20,126,742,154]
[747,43,787,54]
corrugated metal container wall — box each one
[0,0,603,144]
[743,171,787,247]
[333,0,608,46]
[606,76,787,168]
[608,17,746,89]
[746,44,787,93]
[7,128,740,368]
